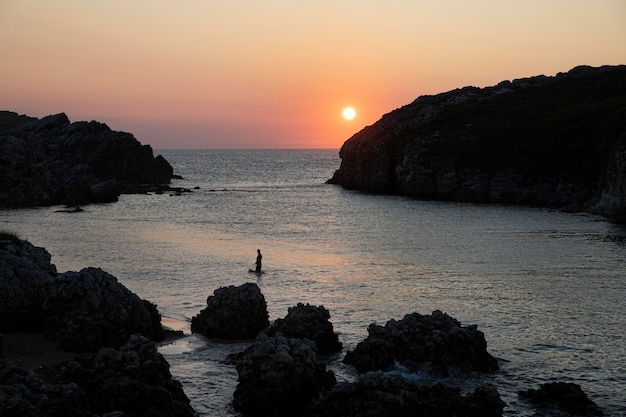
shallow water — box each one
[2,149,625,416]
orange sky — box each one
[1,1,625,149]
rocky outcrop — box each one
[233,332,336,417]
[328,65,626,223]
[0,238,166,351]
[191,282,270,340]
[343,311,498,376]
[263,303,343,355]
[0,111,174,207]
[0,357,93,417]
[308,371,505,417]
[0,335,195,417]
[0,236,56,331]
[593,131,626,222]
[519,382,604,416]
[43,267,165,352]
[59,334,195,417]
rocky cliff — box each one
[0,112,173,207]
[328,65,626,222]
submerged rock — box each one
[233,332,336,417]
[308,371,505,417]
[263,303,343,355]
[344,310,498,375]
[519,382,604,416]
[191,282,270,340]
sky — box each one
[1,1,625,149]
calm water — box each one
[2,149,625,416]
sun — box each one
[342,107,356,120]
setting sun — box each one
[342,107,356,120]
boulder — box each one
[43,267,165,352]
[0,112,174,208]
[59,334,195,417]
[519,382,604,416]
[308,371,505,417]
[191,282,270,339]
[0,358,94,417]
[343,311,498,376]
[0,238,57,332]
[263,303,343,355]
[233,332,336,417]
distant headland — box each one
[328,65,626,223]
[0,112,175,208]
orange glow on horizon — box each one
[1,1,625,148]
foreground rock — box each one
[308,371,505,417]
[43,267,165,352]
[191,282,270,339]
[328,65,626,223]
[0,238,166,351]
[0,111,174,207]
[0,357,93,417]
[263,303,343,355]
[0,335,195,417]
[344,311,498,375]
[233,332,336,417]
[0,234,56,331]
[519,382,604,416]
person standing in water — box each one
[255,249,262,272]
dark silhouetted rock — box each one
[59,334,195,417]
[328,65,626,223]
[233,332,336,417]
[43,267,166,352]
[343,311,498,376]
[519,382,604,416]
[0,112,174,207]
[0,239,57,332]
[0,357,93,417]
[263,303,343,355]
[191,282,270,339]
[308,371,505,417]
[0,238,166,351]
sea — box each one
[1,149,625,416]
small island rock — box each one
[233,332,336,417]
[263,303,343,355]
[343,310,498,375]
[191,282,270,339]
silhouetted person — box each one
[255,249,262,272]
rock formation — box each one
[263,303,343,355]
[0,238,166,351]
[59,334,195,417]
[0,335,195,417]
[343,310,498,376]
[519,382,604,416]
[0,357,93,417]
[0,235,56,331]
[308,371,506,417]
[233,332,336,417]
[191,282,270,339]
[0,111,174,207]
[328,65,626,223]
[43,267,166,352]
